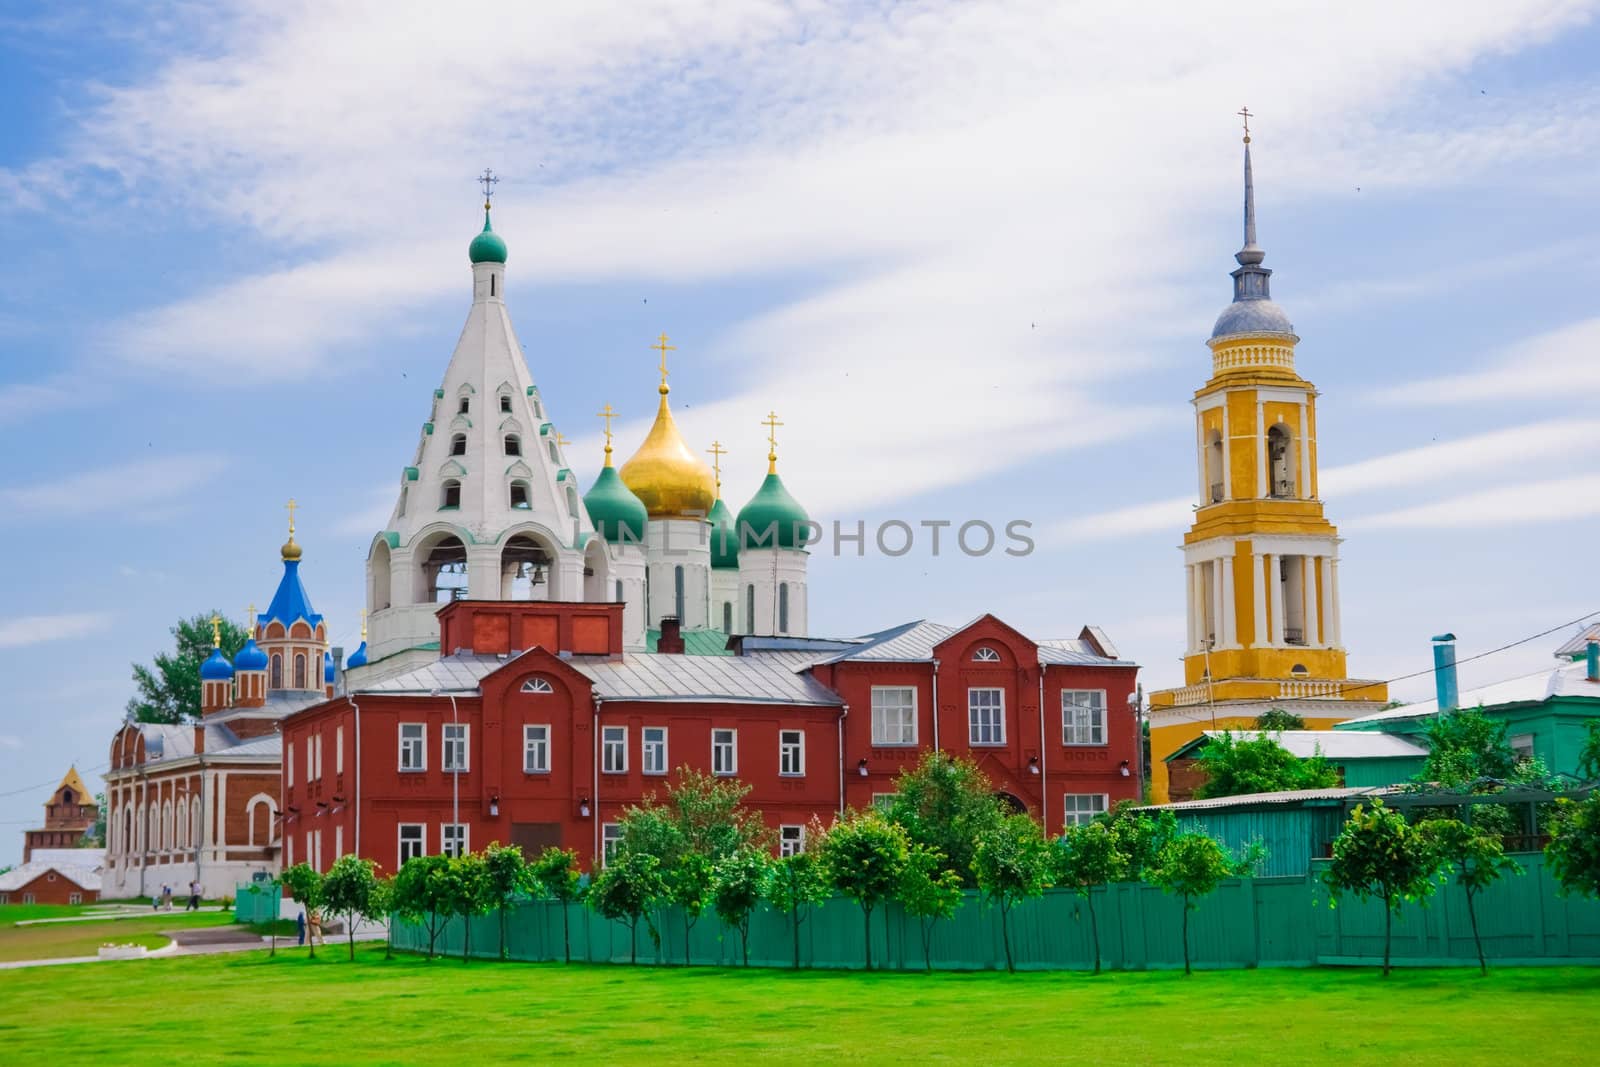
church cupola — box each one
[232,605,269,708]
[618,335,718,520]
[584,404,648,544]
[736,414,810,550]
[346,610,369,670]
[258,499,328,692]
[735,413,810,637]
[323,650,336,696]
[1209,110,1298,361]
[706,441,740,636]
[199,614,235,715]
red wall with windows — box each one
[0,869,98,906]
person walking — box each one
[187,881,201,911]
[163,884,174,911]
[296,911,307,946]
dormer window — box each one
[521,677,554,694]
[504,434,521,456]
[500,395,512,414]
[441,480,461,509]
[450,433,467,457]
[973,646,1001,663]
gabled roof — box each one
[0,859,101,893]
[1168,730,1428,762]
[28,848,105,871]
[1553,624,1600,660]
[815,617,1135,667]
[262,559,323,629]
[1340,657,1600,727]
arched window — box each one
[441,480,462,509]
[510,481,531,509]
[294,653,308,689]
[489,273,496,297]
[547,440,560,463]
[745,585,755,634]
[398,486,408,517]
[1267,425,1294,498]
[674,565,685,621]
[723,601,732,634]
[270,653,283,689]
[1205,429,1224,503]
[521,677,554,694]
[500,395,512,413]
[427,536,470,602]
[459,397,470,415]
[532,397,542,417]
[973,646,1001,662]
[504,434,521,456]
[450,433,467,457]
[778,583,790,633]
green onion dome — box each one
[585,464,648,545]
[469,209,507,265]
[736,472,810,550]
[708,498,739,569]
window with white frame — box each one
[602,823,621,866]
[642,727,667,775]
[68,892,83,905]
[602,726,627,774]
[336,725,344,775]
[523,725,550,773]
[305,738,314,782]
[779,729,804,776]
[287,743,294,787]
[442,823,468,858]
[973,645,1001,662]
[1063,793,1108,827]
[1062,690,1107,745]
[712,728,737,776]
[315,735,323,779]
[443,723,469,772]
[968,687,1005,745]
[399,723,425,771]
[521,677,554,694]
[871,793,899,811]
[779,825,805,856]
[870,686,917,746]
[398,823,425,865]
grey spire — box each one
[1236,141,1264,267]
[1209,123,1295,342]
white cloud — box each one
[331,485,397,538]
[0,455,227,520]
[1349,474,1600,530]
[0,735,19,750]
[0,613,113,649]
[1372,317,1600,407]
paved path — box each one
[0,926,388,971]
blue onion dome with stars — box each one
[1210,117,1297,345]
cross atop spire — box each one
[707,440,727,491]
[246,603,257,634]
[478,167,499,210]
[1237,105,1252,144]
[762,411,784,474]
[597,404,618,466]
[285,497,298,536]
[210,613,223,649]
[652,333,675,395]
[1235,108,1264,268]
[360,607,368,639]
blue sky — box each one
[4,2,1600,864]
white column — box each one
[1303,555,1321,646]
[1220,552,1237,647]
[1268,553,1285,646]
[1252,550,1267,650]
[1327,558,1343,648]
[1255,397,1267,498]
[1184,564,1197,652]
[1220,398,1232,500]
[215,771,227,857]
[1208,560,1223,648]
[1298,401,1312,499]
[1190,564,1206,652]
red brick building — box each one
[280,600,1138,872]
[0,849,104,905]
[22,767,97,861]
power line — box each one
[1155,609,1600,726]
[0,761,111,800]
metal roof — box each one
[356,654,508,694]
[1341,657,1600,727]
[1142,785,1402,813]
[1171,730,1428,761]
[27,848,105,871]
[0,859,102,893]
[1553,624,1600,659]
[817,618,1134,666]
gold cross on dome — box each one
[596,404,617,449]
[360,607,368,639]
[761,411,783,453]
[1237,106,1253,143]
[555,430,570,449]
[652,333,675,389]
[285,497,298,536]
[707,440,727,490]
[210,614,223,649]
[246,603,257,634]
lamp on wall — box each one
[1028,756,1040,776]
[1119,760,1132,778]
[856,759,869,778]
[489,792,500,818]
[579,796,591,818]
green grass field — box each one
[0,905,239,962]
[0,947,1594,1065]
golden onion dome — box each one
[618,385,716,520]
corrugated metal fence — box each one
[389,852,1600,971]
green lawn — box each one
[0,948,1595,1065]
[0,907,238,962]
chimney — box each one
[1431,633,1458,712]
[1587,639,1599,684]
[194,725,206,755]
[658,616,685,655]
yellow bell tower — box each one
[1147,116,1387,802]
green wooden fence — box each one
[390,852,1600,971]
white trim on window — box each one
[399,723,426,772]
[1063,793,1109,828]
[973,646,1001,662]
[441,822,468,858]
[443,722,469,773]
[641,726,668,775]
[601,823,621,867]
[779,729,804,776]
[521,677,554,694]
[779,824,805,856]
[968,687,1006,746]
[523,724,550,774]
[712,728,738,776]
[870,686,917,746]
[602,725,627,774]
[1062,689,1107,745]
[870,792,899,811]
[398,822,425,865]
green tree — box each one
[885,751,1004,887]
[1323,800,1441,977]
[279,862,325,959]
[1419,707,1517,788]
[391,853,455,959]
[371,876,396,960]
[321,854,380,961]
[1096,803,1176,882]
[972,813,1053,972]
[1419,819,1520,975]
[817,810,910,971]
[711,848,770,966]
[83,792,107,847]
[1054,820,1128,974]
[126,612,250,723]
[1255,709,1305,731]
[246,877,282,957]
[1576,721,1600,781]
[482,843,530,960]
[650,766,772,859]
[765,846,828,969]
[1150,831,1260,975]
[448,851,495,963]
[1545,794,1600,899]
[588,852,665,965]
[666,850,714,966]
[897,842,964,972]
[528,846,584,963]
[1195,731,1338,799]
